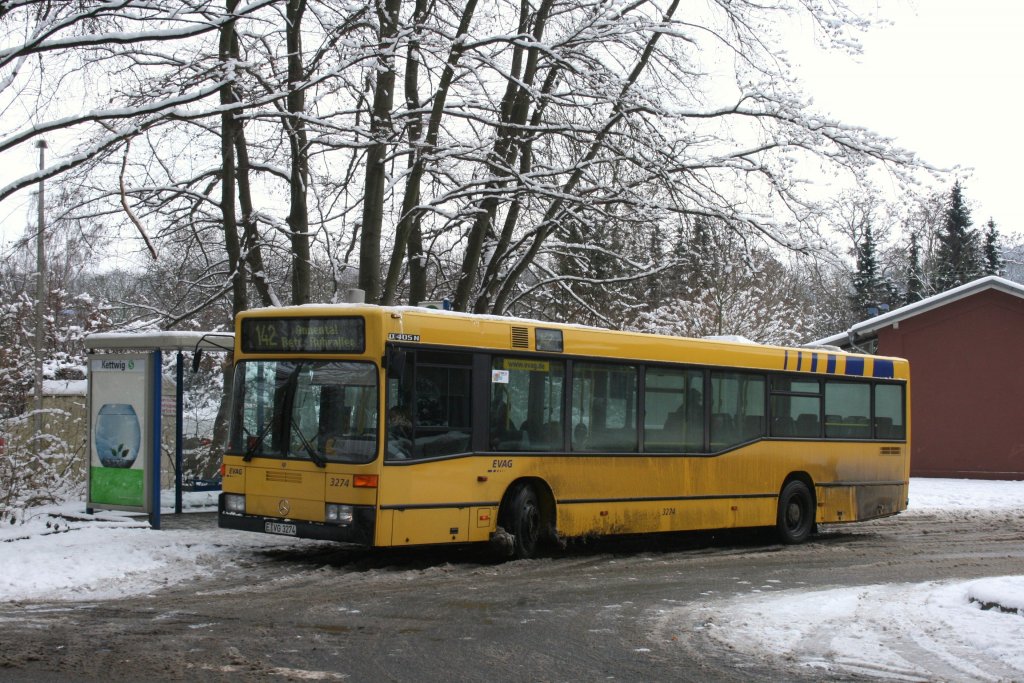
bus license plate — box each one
[265,521,297,536]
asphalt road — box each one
[1,506,1022,682]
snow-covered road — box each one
[2,479,1023,681]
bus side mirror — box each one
[191,349,203,372]
[386,348,407,381]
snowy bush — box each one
[0,414,84,525]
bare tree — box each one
[357,0,401,303]
[1,0,922,329]
[381,0,479,306]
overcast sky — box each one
[795,0,1024,237]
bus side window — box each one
[572,362,638,452]
[386,350,474,461]
[770,377,820,440]
[385,358,415,461]
[410,351,473,459]
[874,384,905,440]
[710,371,765,450]
[644,367,704,453]
[490,357,564,452]
[825,381,870,440]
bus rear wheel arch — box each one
[776,476,816,544]
[496,480,555,560]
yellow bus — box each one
[219,304,909,558]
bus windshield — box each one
[228,360,379,465]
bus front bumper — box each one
[218,494,376,545]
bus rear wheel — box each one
[500,484,541,559]
[776,479,815,544]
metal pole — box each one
[175,351,184,514]
[33,140,47,436]
[150,350,162,530]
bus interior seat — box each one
[710,413,735,444]
[542,421,563,449]
[741,415,764,440]
[796,413,819,437]
[847,415,870,438]
[586,426,636,452]
[773,415,795,437]
[317,403,352,451]
[663,410,685,434]
[875,416,892,438]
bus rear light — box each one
[326,504,354,525]
[353,475,378,488]
[224,494,246,513]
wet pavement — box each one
[155,510,219,531]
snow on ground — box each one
[0,491,324,603]
[649,478,1024,681]
[906,477,1024,512]
[2,479,1024,680]
[659,577,1024,681]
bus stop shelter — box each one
[83,331,233,528]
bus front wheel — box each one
[776,479,815,544]
[500,484,541,559]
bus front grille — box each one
[266,470,303,484]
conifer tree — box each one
[852,222,876,312]
[851,222,890,316]
[983,218,1003,276]
[934,181,982,292]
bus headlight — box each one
[326,504,354,525]
[224,493,246,513]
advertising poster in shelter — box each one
[87,353,152,511]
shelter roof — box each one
[84,331,234,352]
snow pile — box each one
[1,525,230,602]
[651,478,1024,681]
[967,576,1024,614]
[666,578,1024,680]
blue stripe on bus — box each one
[827,354,837,373]
[811,352,818,372]
[845,357,865,376]
[873,359,895,378]
[797,351,803,371]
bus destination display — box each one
[241,317,365,354]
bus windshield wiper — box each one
[243,421,274,462]
[245,362,301,462]
[290,416,326,468]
